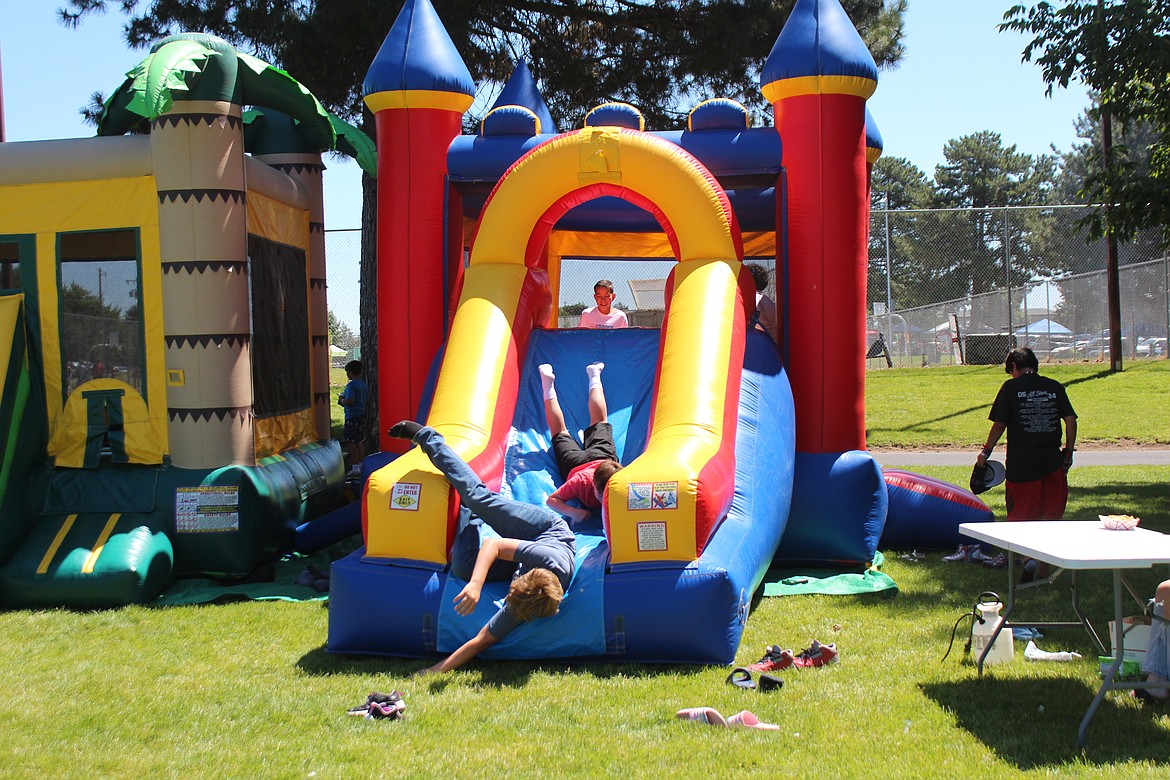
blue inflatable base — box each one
[327,329,795,664]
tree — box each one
[1003,2,1170,369]
[1054,105,1163,272]
[1002,1,1170,246]
[921,132,1058,324]
[328,309,358,350]
[875,132,1059,319]
[1051,106,1167,344]
[868,156,933,311]
[61,0,906,130]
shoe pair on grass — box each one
[676,707,779,730]
[942,544,1006,569]
[347,691,406,720]
[745,640,839,673]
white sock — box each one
[586,361,604,391]
[539,363,556,400]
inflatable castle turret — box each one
[762,0,887,565]
[363,0,475,455]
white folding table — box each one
[959,520,1170,746]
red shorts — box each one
[1005,469,1069,521]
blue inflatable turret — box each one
[492,58,558,135]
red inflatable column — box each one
[762,0,877,454]
[363,0,474,453]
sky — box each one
[1,2,1090,330]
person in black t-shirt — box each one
[975,347,1077,522]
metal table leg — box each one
[1078,570,1124,746]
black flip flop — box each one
[726,667,757,690]
[757,673,783,692]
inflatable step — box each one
[0,512,173,609]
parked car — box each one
[1137,337,1167,357]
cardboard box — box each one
[1109,615,1152,663]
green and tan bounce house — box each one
[0,34,375,608]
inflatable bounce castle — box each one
[325,0,990,666]
[0,0,989,647]
[0,34,375,608]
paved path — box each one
[869,449,1170,467]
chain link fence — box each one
[868,204,1170,367]
[326,204,1170,368]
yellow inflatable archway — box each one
[366,126,749,565]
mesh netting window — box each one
[557,256,776,328]
[58,229,143,397]
[0,238,23,291]
[249,235,310,418]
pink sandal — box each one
[675,707,729,726]
[727,710,779,730]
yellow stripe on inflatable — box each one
[429,264,529,432]
[473,128,737,268]
[0,296,20,385]
[82,514,121,574]
[546,229,777,263]
[0,177,157,235]
[605,259,740,563]
[37,514,78,574]
[761,74,877,102]
[247,189,309,254]
[364,89,475,114]
[364,263,528,563]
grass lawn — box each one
[3,367,1170,776]
[866,359,1170,448]
[329,366,347,441]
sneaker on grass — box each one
[982,552,1007,570]
[968,546,997,564]
[745,644,795,673]
[791,640,839,668]
[942,544,974,563]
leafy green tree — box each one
[328,309,358,350]
[869,156,933,310]
[1001,1,1170,246]
[1050,106,1167,342]
[61,0,906,129]
[912,131,1058,326]
[1054,106,1163,270]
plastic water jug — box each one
[971,596,1014,665]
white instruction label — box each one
[636,522,668,552]
[175,486,240,533]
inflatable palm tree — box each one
[97,33,374,468]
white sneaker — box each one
[942,544,973,562]
[968,547,995,564]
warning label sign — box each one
[636,522,668,552]
[390,482,422,511]
[627,481,679,511]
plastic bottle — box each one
[971,598,1014,665]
